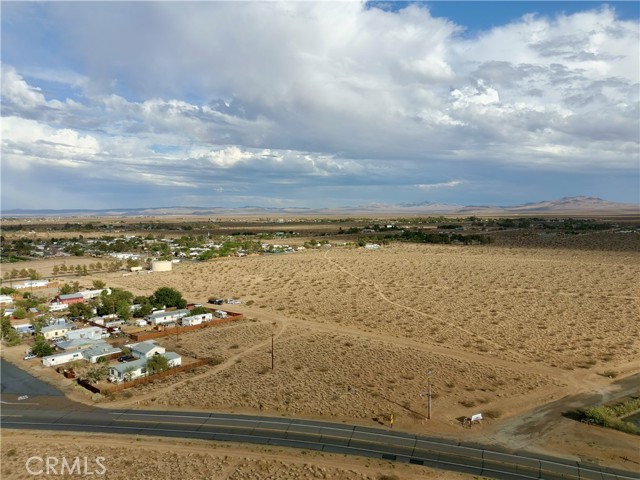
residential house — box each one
[66,326,103,341]
[49,302,69,312]
[41,350,84,367]
[129,340,165,359]
[79,288,111,300]
[82,343,122,363]
[146,309,190,326]
[57,293,85,305]
[108,352,181,383]
[56,338,105,351]
[41,324,70,340]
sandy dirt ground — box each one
[1,430,472,480]
[3,242,639,472]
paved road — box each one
[1,360,638,480]
[0,358,62,396]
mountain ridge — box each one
[1,197,637,217]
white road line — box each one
[0,400,40,405]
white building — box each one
[108,352,181,383]
[146,309,190,326]
[79,288,111,300]
[65,326,103,341]
[41,324,70,340]
[128,340,165,359]
[15,280,49,290]
[42,350,84,367]
[49,302,69,312]
[0,295,14,306]
[181,313,212,326]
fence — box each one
[129,312,244,342]
[76,358,212,395]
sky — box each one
[1,1,639,210]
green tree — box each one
[68,302,94,319]
[12,307,26,319]
[97,288,133,316]
[190,306,210,316]
[150,287,186,309]
[31,316,48,334]
[32,337,53,357]
[52,265,60,275]
[92,279,106,289]
[116,300,132,321]
[1,316,21,345]
[28,269,42,280]
[146,355,169,374]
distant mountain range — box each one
[1,196,637,217]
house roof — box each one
[163,352,181,362]
[130,340,162,355]
[59,293,84,300]
[82,344,121,360]
[41,324,69,334]
[56,338,104,351]
[110,352,181,374]
[147,309,190,320]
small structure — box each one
[134,319,148,327]
[181,313,212,326]
[13,323,34,335]
[0,295,14,306]
[213,310,228,319]
[151,260,172,272]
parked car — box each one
[208,298,224,305]
[118,355,135,362]
[23,351,37,360]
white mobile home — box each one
[42,350,84,367]
[65,326,103,341]
[181,313,212,326]
[146,309,190,326]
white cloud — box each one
[1,3,638,208]
[416,180,465,190]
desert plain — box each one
[2,228,640,478]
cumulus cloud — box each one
[1,2,638,208]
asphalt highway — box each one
[1,360,638,480]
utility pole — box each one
[271,334,274,370]
[425,369,435,421]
